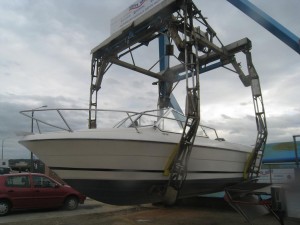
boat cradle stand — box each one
[224,181,285,225]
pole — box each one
[1,139,4,161]
[31,110,34,172]
[293,135,299,168]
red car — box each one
[0,173,86,216]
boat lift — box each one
[88,0,268,214]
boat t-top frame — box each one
[88,0,267,200]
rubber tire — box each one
[64,196,79,210]
[0,200,10,216]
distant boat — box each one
[20,108,252,205]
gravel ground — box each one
[2,198,300,225]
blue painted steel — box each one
[158,34,169,109]
[262,141,300,164]
[263,156,299,164]
[227,0,300,54]
[159,34,169,71]
[158,34,183,113]
[170,96,183,114]
[176,61,224,82]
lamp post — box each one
[1,139,4,161]
[293,135,300,169]
[30,105,47,172]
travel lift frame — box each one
[88,0,276,223]
[225,1,300,224]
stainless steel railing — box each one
[20,108,222,140]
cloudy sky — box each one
[0,0,299,159]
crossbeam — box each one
[110,58,169,81]
[170,38,252,81]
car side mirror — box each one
[54,183,60,188]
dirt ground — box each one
[3,198,300,225]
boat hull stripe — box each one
[49,167,242,174]
[21,138,247,153]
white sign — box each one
[110,0,165,34]
[258,168,295,184]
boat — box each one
[19,0,267,206]
[19,108,252,205]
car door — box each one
[4,175,36,209]
[31,175,65,208]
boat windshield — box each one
[114,108,220,138]
[114,108,186,133]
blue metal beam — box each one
[176,61,224,82]
[227,0,300,54]
[158,34,183,113]
[159,34,169,72]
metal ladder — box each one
[89,57,109,129]
[244,50,267,180]
[231,50,268,180]
[163,0,201,205]
[88,57,98,129]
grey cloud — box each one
[221,114,232,120]
[0,0,300,159]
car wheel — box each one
[64,196,79,210]
[0,200,10,216]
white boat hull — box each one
[20,127,251,205]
